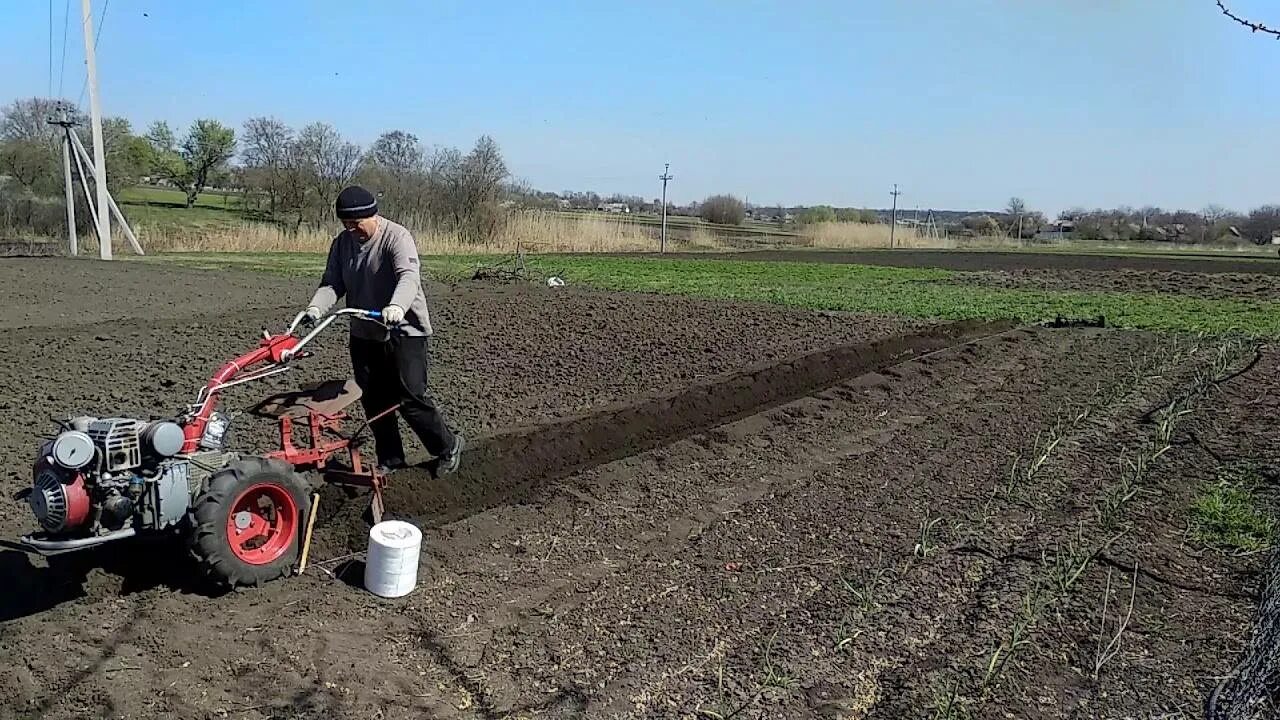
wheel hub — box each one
[224,482,298,566]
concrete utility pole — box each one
[68,131,144,255]
[659,163,673,254]
[49,101,144,257]
[51,105,78,256]
[889,184,902,249]
[81,0,111,259]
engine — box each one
[28,416,193,536]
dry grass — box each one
[801,222,921,249]
[135,211,702,255]
[800,222,1031,251]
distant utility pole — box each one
[81,0,111,259]
[51,105,78,256]
[659,163,673,253]
[889,184,902,249]
[48,101,144,257]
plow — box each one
[12,308,399,587]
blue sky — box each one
[2,0,1277,214]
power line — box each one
[76,0,110,107]
[1216,0,1280,38]
[57,0,70,97]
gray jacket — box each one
[308,218,432,341]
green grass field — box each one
[118,186,253,232]
[150,252,1280,337]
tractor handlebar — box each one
[185,308,399,430]
[285,307,382,336]
[283,308,399,362]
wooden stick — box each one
[297,493,320,575]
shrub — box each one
[699,195,745,225]
[797,206,837,225]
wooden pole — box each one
[297,492,321,575]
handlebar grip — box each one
[365,310,382,319]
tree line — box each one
[0,97,511,242]
[3,96,1279,245]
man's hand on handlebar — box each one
[288,307,397,341]
[381,305,405,325]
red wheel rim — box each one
[225,482,298,565]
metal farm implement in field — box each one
[12,308,399,587]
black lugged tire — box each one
[190,456,310,588]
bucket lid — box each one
[368,520,422,549]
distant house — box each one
[556,199,572,210]
[599,202,630,214]
[1035,220,1075,240]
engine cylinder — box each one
[144,421,184,457]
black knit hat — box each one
[335,185,378,220]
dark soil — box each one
[952,267,1280,300]
[666,248,1280,275]
[0,257,1265,719]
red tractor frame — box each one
[185,308,399,524]
[15,307,401,588]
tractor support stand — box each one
[322,403,401,524]
[256,380,402,525]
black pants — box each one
[350,335,455,463]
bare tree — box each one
[1006,197,1027,216]
[463,135,508,202]
[0,97,67,145]
[1202,204,1229,224]
[240,117,294,216]
[368,130,424,175]
[1243,206,1280,243]
[360,130,429,219]
[294,122,362,224]
[1216,1,1280,38]
[439,135,508,241]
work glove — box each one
[302,306,323,325]
[381,305,406,325]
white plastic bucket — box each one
[363,520,422,598]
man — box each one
[304,185,464,475]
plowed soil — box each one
[951,267,1280,301]
[0,257,1268,720]
[677,248,1280,275]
